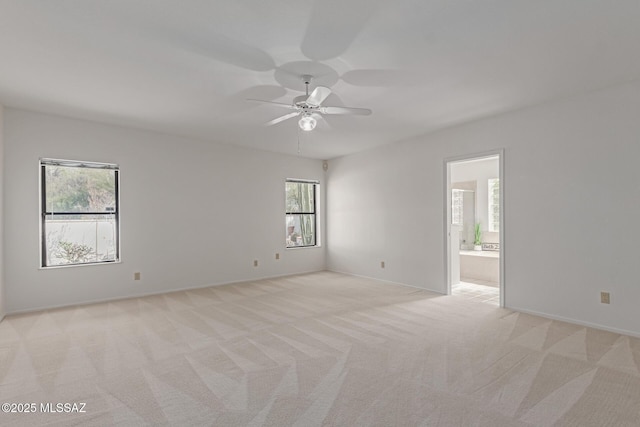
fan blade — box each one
[315,115,332,130]
[266,112,300,126]
[306,86,332,106]
[247,99,297,110]
[320,106,372,116]
[229,86,287,113]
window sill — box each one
[285,245,322,250]
[39,260,121,270]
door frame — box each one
[444,149,505,307]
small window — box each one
[488,178,500,232]
[451,189,464,226]
[286,179,318,247]
[40,159,120,267]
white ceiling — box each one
[1,1,639,159]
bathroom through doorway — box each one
[445,151,504,306]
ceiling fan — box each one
[247,75,372,131]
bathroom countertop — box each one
[460,250,500,258]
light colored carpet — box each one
[0,271,639,426]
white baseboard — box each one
[5,269,325,316]
[326,268,446,295]
[327,270,640,339]
[8,270,636,340]
[507,304,640,339]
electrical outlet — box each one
[254,260,258,267]
[134,272,141,280]
[381,261,385,268]
[600,292,610,304]
[275,253,280,260]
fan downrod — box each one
[301,75,313,95]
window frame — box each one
[451,189,464,226]
[285,179,319,249]
[40,158,121,268]
[488,177,500,233]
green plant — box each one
[55,241,94,264]
[474,223,482,245]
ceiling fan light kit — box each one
[247,75,372,132]
[298,114,317,131]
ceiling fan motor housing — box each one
[293,95,312,108]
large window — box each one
[40,159,120,267]
[488,178,500,232]
[286,179,318,247]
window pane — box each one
[488,178,500,232]
[451,189,463,225]
[286,214,316,247]
[44,214,117,266]
[286,182,315,213]
[45,165,116,213]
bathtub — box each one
[460,250,500,287]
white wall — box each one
[327,79,640,336]
[4,109,325,313]
[0,106,5,320]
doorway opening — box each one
[445,151,504,307]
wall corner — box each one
[0,105,5,321]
